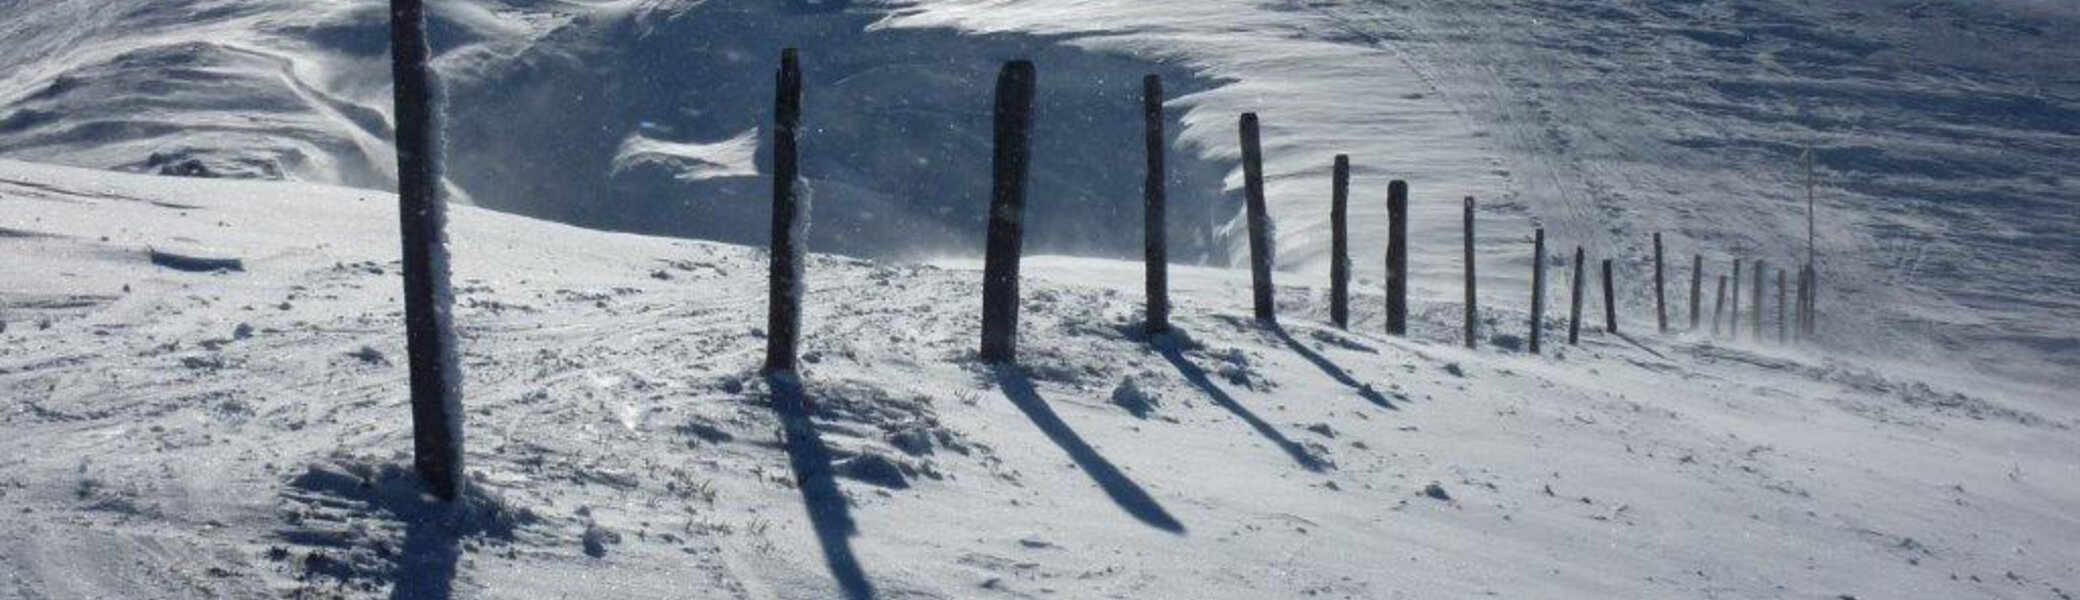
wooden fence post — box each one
[979,61,1036,363]
[1529,228,1546,354]
[1751,259,1765,340]
[1712,275,1727,337]
[1730,259,1743,340]
[389,0,463,502]
[1330,155,1350,329]
[1804,264,1820,337]
[1142,74,1168,335]
[764,48,805,374]
[1386,180,1408,336]
[1653,233,1667,333]
[1776,268,1787,343]
[1239,113,1276,324]
[1689,254,1703,331]
[1601,258,1618,333]
[1463,196,1477,348]
[1568,246,1585,345]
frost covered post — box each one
[1142,74,1169,335]
[1601,258,1618,333]
[1730,259,1742,339]
[1712,275,1727,337]
[389,0,463,502]
[1528,228,1546,354]
[1776,268,1788,343]
[1689,254,1703,331]
[1567,246,1585,345]
[1751,259,1765,340]
[1386,180,1408,336]
[1239,113,1276,324]
[979,60,1036,363]
[1653,233,1667,333]
[764,48,805,374]
[1462,196,1477,348]
[1329,155,1350,329]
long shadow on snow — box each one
[1154,339,1332,473]
[388,516,461,600]
[770,375,878,600]
[1266,325,1397,410]
[994,366,1186,534]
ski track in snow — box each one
[2,160,2076,599]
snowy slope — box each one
[4,161,2076,599]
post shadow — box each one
[993,366,1186,534]
[1266,326,1396,410]
[770,375,878,600]
[1153,342,1331,473]
[388,508,462,600]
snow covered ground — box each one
[4,161,2075,598]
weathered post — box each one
[1712,275,1727,337]
[1142,75,1169,335]
[1385,180,1408,336]
[389,0,463,502]
[1601,258,1618,333]
[1730,259,1743,340]
[1239,113,1276,324]
[1689,254,1703,331]
[1804,264,1820,337]
[1653,233,1667,333]
[1776,268,1788,343]
[1751,259,1766,340]
[979,61,1036,363]
[1463,196,1477,348]
[1329,155,1350,329]
[764,48,805,374]
[1567,246,1586,345]
[1529,228,1546,354]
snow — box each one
[3,160,2075,598]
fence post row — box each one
[389,0,463,502]
[1330,155,1351,329]
[765,48,805,375]
[979,60,1036,363]
[1653,233,1667,333]
[1463,196,1477,348]
[1529,228,1546,354]
[1386,180,1409,336]
[1568,246,1585,345]
[1601,258,1617,334]
[1142,74,1169,335]
[1239,113,1277,324]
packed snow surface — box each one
[3,161,2076,599]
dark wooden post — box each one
[1730,259,1742,340]
[1712,275,1727,337]
[1688,254,1703,331]
[1567,246,1585,345]
[1601,258,1618,333]
[1329,155,1350,329]
[1239,113,1276,324]
[390,0,462,502]
[1462,196,1477,348]
[1796,264,1813,339]
[1776,268,1788,343]
[1804,264,1819,337]
[1529,228,1546,354]
[1653,233,1667,333]
[979,61,1036,363]
[1751,259,1765,340]
[764,48,805,374]
[1385,180,1408,336]
[1142,75,1169,334]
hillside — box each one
[3,161,2075,599]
